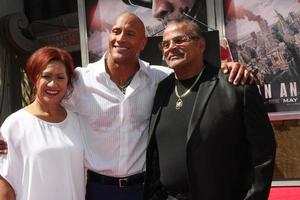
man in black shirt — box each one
[144,18,276,200]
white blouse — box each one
[0,109,85,200]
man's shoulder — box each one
[74,59,105,83]
[139,59,173,82]
[148,65,173,76]
[156,73,175,92]
[217,70,244,91]
[217,69,259,95]
[74,66,91,77]
[139,59,172,74]
[148,64,170,71]
[76,59,102,73]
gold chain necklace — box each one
[175,71,202,110]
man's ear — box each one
[199,37,206,54]
[141,37,148,51]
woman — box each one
[0,46,85,200]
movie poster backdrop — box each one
[224,0,300,116]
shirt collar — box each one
[137,58,150,77]
[92,52,151,78]
[93,53,108,76]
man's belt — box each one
[87,170,145,187]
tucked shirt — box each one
[64,54,172,177]
[0,109,85,200]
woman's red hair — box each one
[26,46,76,97]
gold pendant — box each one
[176,98,183,110]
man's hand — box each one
[221,62,254,85]
[0,139,7,154]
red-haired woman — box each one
[0,46,85,200]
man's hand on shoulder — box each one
[221,62,254,85]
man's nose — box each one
[164,39,178,51]
[169,40,178,49]
[116,32,126,42]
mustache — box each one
[166,50,184,60]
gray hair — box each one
[165,18,203,38]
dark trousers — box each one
[85,176,144,200]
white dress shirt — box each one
[64,54,172,177]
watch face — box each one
[121,0,152,8]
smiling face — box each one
[35,60,69,107]
[162,20,205,73]
[108,13,147,65]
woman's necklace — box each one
[175,71,202,110]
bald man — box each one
[63,12,172,200]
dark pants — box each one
[85,178,144,200]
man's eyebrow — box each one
[126,29,136,34]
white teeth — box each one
[46,90,59,95]
[169,55,180,60]
[115,46,128,50]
